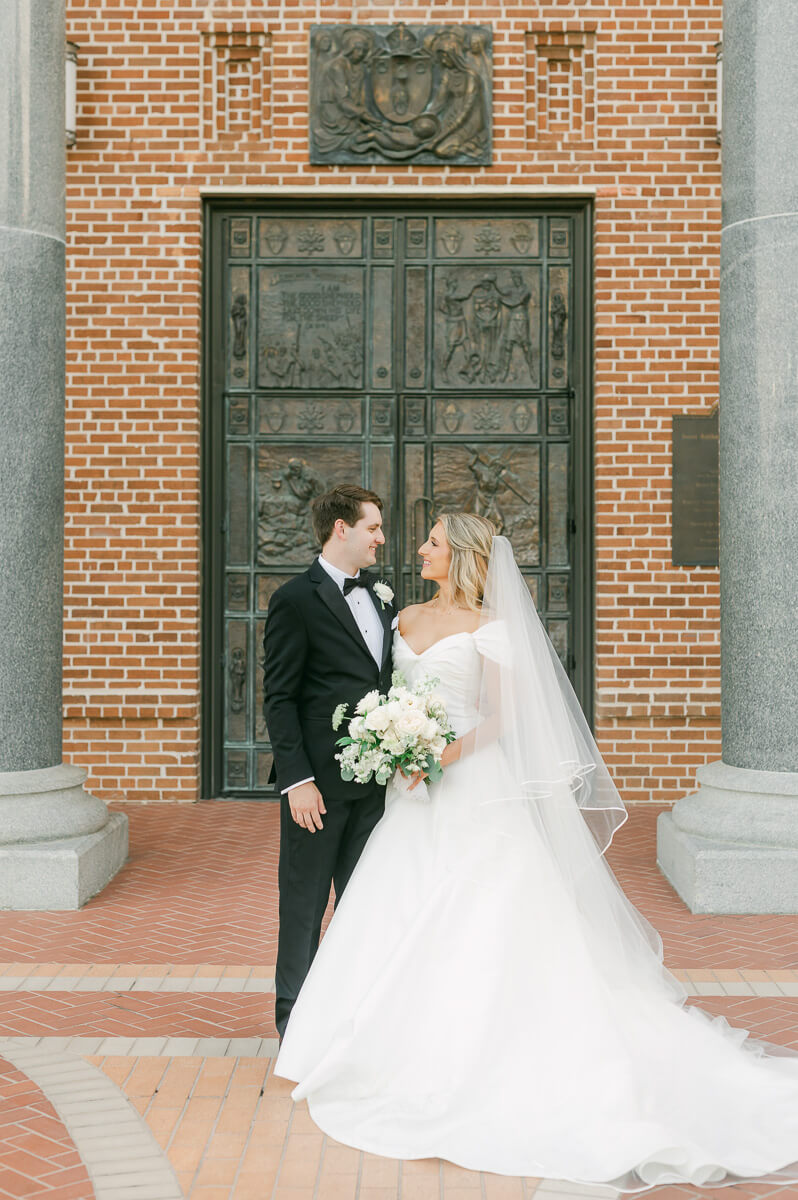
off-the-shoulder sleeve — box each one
[473,620,513,666]
[391,613,400,631]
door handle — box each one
[410,495,434,604]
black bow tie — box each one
[343,575,369,596]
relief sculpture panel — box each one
[309,24,492,165]
[548,265,570,388]
[227,266,250,387]
[433,396,539,436]
[431,443,541,564]
[433,265,541,388]
[257,217,364,259]
[256,445,362,565]
[257,396,361,436]
[435,218,540,258]
[257,266,365,389]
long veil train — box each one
[471,535,798,1190]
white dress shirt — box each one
[318,555,385,665]
[281,556,385,794]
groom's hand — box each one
[288,781,326,832]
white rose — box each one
[373,581,394,606]
[422,717,442,741]
[349,715,367,739]
[393,708,428,739]
[355,689,381,716]
[365,706,392,734]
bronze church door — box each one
[203,203,592,798]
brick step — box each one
[2,963,798,996]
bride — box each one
[275,512,798,1191]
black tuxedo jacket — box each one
[262,559,396,800]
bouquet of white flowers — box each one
[332,671,457,788]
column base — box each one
[0,764,110,843]
[657,760,798,914]
[0,813,128,910]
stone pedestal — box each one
[658,764,798,914]
[657,0,798,913]
[0,0,127,908]
[0,766,129,909]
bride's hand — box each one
[406,740,461,790]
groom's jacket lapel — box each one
[309,557,376,664]
[376,586,394,670]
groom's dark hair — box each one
[312,484,384,548]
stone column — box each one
[0,0,127,908]
[657,0,798,913]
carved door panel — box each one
[398,216,576,677]
[205,206,589,798]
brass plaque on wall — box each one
[309,24,492,165]
[672,411,719,566]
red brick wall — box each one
[63,0,722,804]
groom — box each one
[262,484,396,1038]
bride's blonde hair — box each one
[436,512,496,611]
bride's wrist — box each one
[443,740,462,767]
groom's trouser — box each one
[275,784,384,1039]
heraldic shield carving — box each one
[309,23,492,166]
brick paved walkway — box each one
[0,1055,94,1200]
[0,801,797,1200]
[0,805,795,969]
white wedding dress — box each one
[275,595,798,1190]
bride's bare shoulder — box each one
[397,604,425,635]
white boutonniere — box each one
[373,580,394,610]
